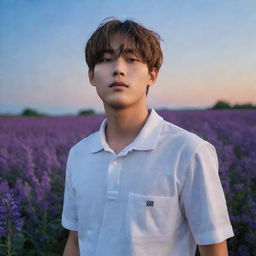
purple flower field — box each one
[0,109,255,256]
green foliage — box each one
[78,109,95,115]
[233,103,256,109]
[0,234,26,256]
[212,100,231,109]
[211,101,256,110]
[21,108,47,117]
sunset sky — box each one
[0,0,255,115]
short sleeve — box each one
[180,141,234,245]
[61,149,78,231]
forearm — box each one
[198,240,228,256]
[63,237,80,256]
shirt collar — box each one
[90,108,164,154]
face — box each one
[88,34,158,110]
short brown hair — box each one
[85,17,163,95]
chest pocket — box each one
[125,192,175,242]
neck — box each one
[103,103,150,144]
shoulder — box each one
[69,130,99,157]
[161,119,210,153]
[160,119,217,168]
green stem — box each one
[7,211,13,256]
[42,210,48,256]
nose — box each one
[112,57,126,77]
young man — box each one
[62,18,234,256]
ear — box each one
[88,70,96,87]
[147,67,158,87]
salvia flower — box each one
[0,191,24,255]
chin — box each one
[108,102,129,110]
[103,99,131,110]
[101,95,130,108]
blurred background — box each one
[1,0,255,116]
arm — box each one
[198,240,228,256]
[63,230,80,256]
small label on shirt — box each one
[146,200,154,207]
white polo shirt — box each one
[61,108,234,256]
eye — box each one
[101,58,112,62]
[127,58,138,63]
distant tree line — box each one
[1,101,255,117]
[21,108,48,117]
[210,100,256,110]
[78,109,95,115]
[19,108,96,117]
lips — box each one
[109,81,128,88]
